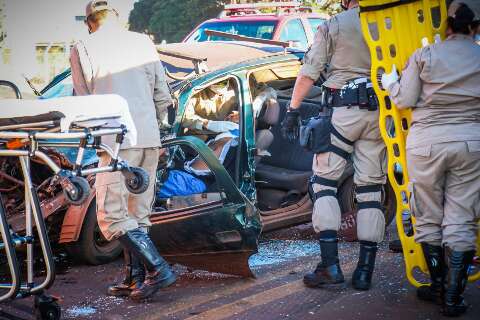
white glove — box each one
[381,64,399,91]
[206,120,239,133]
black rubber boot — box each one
[416,243,445,305]
[107,250,145,297]
[118,229,177,301]
[442,248,475,317]
[352,241,378,291]
[304,230,345,288]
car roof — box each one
[158,41,300,79]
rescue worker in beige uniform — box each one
[382,1,480,316]
[70,0,176,301]
[183,80,239,134]
[282,0,386,290]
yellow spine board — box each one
[359,0,480,286]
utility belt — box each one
[299,78,377,157]
[322,78,378,111]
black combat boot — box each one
[107,250,145,297]
[118,229,177,301]
[416,243,445,304]
[352,241,378,290]
[304,230,345,288]
[442,248,475,317]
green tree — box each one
[128,0,156,34]
[304,0,342,16]
[129,0,224,43]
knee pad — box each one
[357,208,386,243]
[308,175,338,203]
[312,198,342,233]
[309,176,342,233]
[355,185,385,242]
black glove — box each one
[281,109,301,142]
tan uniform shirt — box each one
[299,7,371,89]
[70,22,172,149]
[183,84,237,131]
[388,34,480,149]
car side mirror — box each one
[0,80,22,99]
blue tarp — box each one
[157,170,206,199]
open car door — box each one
[149,136,262,277]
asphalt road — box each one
[2,224,479,320]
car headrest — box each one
[257,99,280,126]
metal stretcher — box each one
[359,0,480,287]
[0,94,149,319]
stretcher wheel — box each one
[34,294,61,320]
[63,176,90,205]
[123,167,150,194]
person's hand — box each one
[381,64,399,91]
[206,120,239,133]
[226,111,239,123]
[281,107,301,142]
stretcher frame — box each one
[0,116,147,317]
[359,0,480,287]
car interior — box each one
[153,77,242,213]
[153,62,329,218]
[247,64,325,212]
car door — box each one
[149,74,262,277]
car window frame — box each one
[177,75,244,185]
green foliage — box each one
[304,0,342,16]
[128,0,343,43]
[129,0,224,43]
[128,0,156,34]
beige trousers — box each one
[407,141,480,252]
[312,107,387,242]
[96,148,159,241]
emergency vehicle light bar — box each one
[224,2,299,11]
[221,2,312,17]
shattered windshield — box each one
[186,21,277,42]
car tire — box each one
[338,175,396,227]
[65,200,122,265]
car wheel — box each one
[65,200,122,265]
[338,175,396,227]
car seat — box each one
[255,98,280,164]
[256,97,321,194]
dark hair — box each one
[447,3,479,35]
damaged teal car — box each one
[16,40,395,278]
